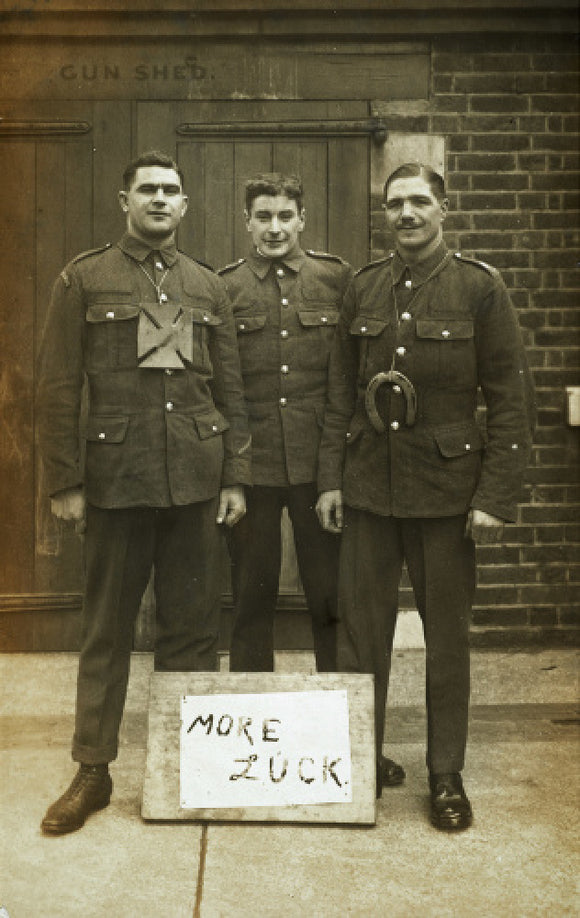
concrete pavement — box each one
[0,648,578,917]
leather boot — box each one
[376,755,406,797]
[41,764,112,835]
[429,772,472,831]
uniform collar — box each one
[118,232,178,267]
[391,240,449,287]
[246,246,305,279]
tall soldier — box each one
[37,151,251,834]
[317,163,534,827]
[219,173,353,675]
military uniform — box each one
[37,233,251,764]
[318,240,533,772]
[219,247,353,671]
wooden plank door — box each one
[134,101,371,646]
[0,101,131,649]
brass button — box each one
[405,279,412,289]
[239,322,246,331]
[392,384,401,394]
[212,424,218,432]
[465,443,471,451]
[98,432,106,440]
[281,329,289,338]
[321,316,328,324]
[360,325,368,333]
[165,369,173,376]
[390,421,399,431]
[106,310,115,319]
[442,329,451,338]
[281,364,289,374]
[166,401,174,411]
[401,311,412,321]
[396,346,406,356]
[276,268,284,277]
[280,397,287,407]
[159,293,168,303]
[281,298,289,306]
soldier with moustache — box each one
[219,173,353,676]
[317,163,534,828]
[37,151,250,834]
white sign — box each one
[180,690,352,808]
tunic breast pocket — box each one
[234,313,268,375]
[188,306,222,373]
[415,318,476,386]
[297,308,339,368]
[85,302,139,370]
[349,315,391,382]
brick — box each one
[457,153,516,173]
[534,291,580,310]
[442,214,471,231]
[516,74,547,93]
[546,74,580,93]
[475,585,521,605]
[447,172,470,192]
[529,608,558,626]
[519,116,549,133]
[532,133,577,152]
[531,172,580,191]
[547,116,563,133]
[478,250,530,268]
[518,309,546,329]
[532,54,580,72]
[511,270,541,289]
[469,96,530,114]
[547,155,564,171]
[532,484,568,502]
[533,250,578,270]
[560,608,580,626]
[528,466,579,484]
[532,95,579,113]
[462,115,520,133]
[429,115,461,133]
[536,329,579,347]
[533,525,566,543]
[471,54,531,73]
[517,193,547,209]
[471,174,528,192]
[433,95,469,114]
[533,212,580,229]
[521,506,580,525]
[473,213,530,230]
[518,153,547,171]
[563,154,580,170]
[472,607,528,627]
[512,230,546,248]
[560,270,580,287]
[519,584,574,603]
[383,115,429,132]
[433,53,474,73]
[459,233,513,250]
[476,546,519,565]
[447,135,470,153]
[432,74,454,93]
[472,133,530,153]
[565,525,580,542]
[456,74,518,93]
[478,565,536,584]
[459,193,516,211]
[562,192,580,208]
[563,115,580,132]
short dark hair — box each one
[122,150,185,192]
[384,163,446,202]
[245,172,303,213]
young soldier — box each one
[37,151,250,834]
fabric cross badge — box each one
[137,304,193,369]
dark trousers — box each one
[228,483,339,672]
[73,499,221,764]
[337,509,476,775]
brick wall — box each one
[371,34,579,644]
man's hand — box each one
[216,486,246,527]
[316,489,344,534]
[50,487,86,534]
[466,508,505,543]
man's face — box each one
[245,194,305,259]
[384,176,448,258]
[119,165,188,244]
